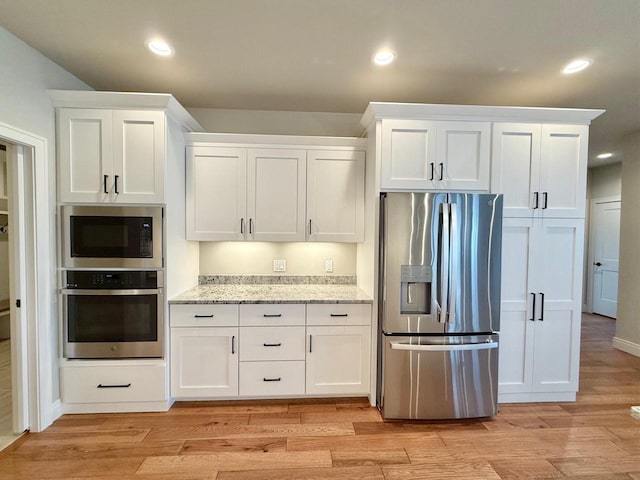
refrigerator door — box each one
[380,192,448,335]
[444,193,502,334]
[379,334,499,419]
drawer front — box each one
[62,364,166,404]
[239,361,305,396]
[171,304,239,327]
[306,303,372,326]
[239,326,305,361]
[239,304,305,326]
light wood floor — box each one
[0,313,638,479]
[0,339,17,450]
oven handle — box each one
[61,289,162,296]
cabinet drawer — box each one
[239,361,305,396]
[306,304,371,326]
[239,304,305,326]
[240,326,305,361]
[61,364,166,404]
[171,304,239,327]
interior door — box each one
[592,199,621,318]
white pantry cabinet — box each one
[491,123,589,218]
[498,217,584,401]
[307,150,365,242]
[305,304,371,395]
[379,119,490,191]
[58,108,165,204]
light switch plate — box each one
[325,259,334,273]
[273,259,286,272]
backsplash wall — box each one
[199,242,357,275]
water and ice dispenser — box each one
[399,265,431,315]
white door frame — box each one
[0,121,54,433]
[586,195,621,314]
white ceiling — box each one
[1,0,638,166]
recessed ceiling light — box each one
[373,49,396,66]
[562,58,591,74]
[147,39,173,57]
[596,152,613,159]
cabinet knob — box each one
[594,262,602,267]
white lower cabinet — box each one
[498,217,584,401]
[170,302,372,400]
[170,327,239,398]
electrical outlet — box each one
[273,259,286,272]
[325,259,334,273]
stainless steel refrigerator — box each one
[377,192,502,420]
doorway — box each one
[588,197,621,318]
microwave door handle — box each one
[60,289,161,295]
[439,202,450,324]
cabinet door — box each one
[170,327,238,398]
[58,108,113,203]
[532,219,584,392]
[306,325,371,395]
[538,125,588,218]
[498,218,537,394]
[437,121,490,191]
[491,123,541,217]
[380,119,437,190]
[186,146,247,241]
[111,110,165,203]
[247,148,306,242]
[307,150,365,242]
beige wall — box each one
[615,131,640,354]
[587,163,622,199]
[199,242,356,275]
[188,108,363,137]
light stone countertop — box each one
[169,283,372,304]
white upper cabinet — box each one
[492,123,588,218]
[185,135,366,243]
[307,150,365,242]
[247,148,306,242]
[186,146,247,241]
[380,119,490,191]
[58,108,165,204]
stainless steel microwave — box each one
[61,206,163,269]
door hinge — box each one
[16,299,21,308]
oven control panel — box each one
[65,270,161,289]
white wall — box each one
[200,242,356,276]
[0,148,8,302]
[615,131,640,356]
[0,27,91,410]
[188,108,363,137]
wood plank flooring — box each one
[0,313,638,479]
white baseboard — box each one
[50,399,63,422]
[498,391,576,404]
[613,337,640,357]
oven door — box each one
[62,289,164,359]
[62,206,163,269]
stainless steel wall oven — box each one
[62,270,164,359]
[61,206,163,269]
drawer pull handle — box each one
[97,383,131,389]
[194,314,214,318]
[263,342,282,347]
[263,377,281,382]
[263,314,282,318]
[330,313,348,317]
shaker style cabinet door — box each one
[186,146,247,241]
[492,123,587,218]
[306,325,371,395]
[111,110,165,204]
[247,148,306,242]
[170,327,239,398]
[307,150,365,242]
[58,108,113,203]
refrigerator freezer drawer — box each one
[380,334,498,420]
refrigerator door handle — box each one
[390,341,498,352]
[448,202,458,324]
[439,202,450,324]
